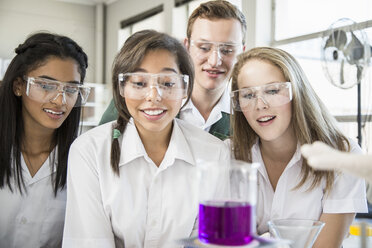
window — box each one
[275,0,372,40]
[273,1,372,150]
[119,1,243,46]
[0,58,11,81]
[118,5,164,51]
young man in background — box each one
[180,0,246,139]
[99,0,246,140]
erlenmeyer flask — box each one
[268,219,325,248]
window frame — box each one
[271,0,372,149]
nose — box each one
[255,96,269,110]
[50,91,67,105]
[207,48,222,67]
[145,85,162,102]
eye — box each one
[38,82,57,91]
[130,81,147,88]
[241,91,255,99]
[265,89,280,95]
[65,86,79,94]
[160,81,175,88]
[159,75,180,89]
[220,46,234,55]
[198,44,212,52]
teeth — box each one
[258,116,274,122]
[143,109,164,116]
[44,109,63,115]
[208,71,220,74]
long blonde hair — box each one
[231,47,349,193]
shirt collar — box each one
[286,143,302,170]
[119,119,196,167]
[252,139,266,177]
[159,119,196,169]
[218,88,231,114]
[119,118,148,166]
[181,97,194,111]
[180,87,231,114]
[20,148,57,184]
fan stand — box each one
[357,65,363,147]
[357,81,362,146]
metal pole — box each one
[357,81,362,147]
[360,221,367,248]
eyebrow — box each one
[133,68,178,74]
[196,39,238,45]
[37,75,80,84]
[266,81,283,85]
[162,67,178,73]
[240,82,284,90]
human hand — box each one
[301,141,372,183]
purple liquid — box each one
[199,201,254,246]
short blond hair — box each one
[187,0,246,45]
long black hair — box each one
[110,30,194,174]
[0,32,88,195]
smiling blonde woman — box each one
[229,47,368,248]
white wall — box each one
[105,0,170,84]
[243,0,272,49]
[104,0,272,85]
[0,0,96,82]
[0,0,272,84]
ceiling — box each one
[53,0,118,6]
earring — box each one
[15,91,21,96]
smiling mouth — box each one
[257,116,275,123]
[204,69,224,75]
[142,109,166,116]
[43,109,64,115]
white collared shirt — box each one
[0,151,66,248]
[62,118,230,248]
[179,88,231,132]
[253,139,368,235]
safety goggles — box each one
[231,82,292,111]
[190,40,242,61]
[118,72,189,100]
[24,77,91,107]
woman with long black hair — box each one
[0,32,90,247]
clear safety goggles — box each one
[118,72,189,100]
[190,40,242,61]
[25,77,91,107]
[231,82,292,111]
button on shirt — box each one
[62,118,230,248]
[179,88,230,132]
[0,151,66,248]
[253,140,368,235]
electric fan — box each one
[321,18,371,145]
